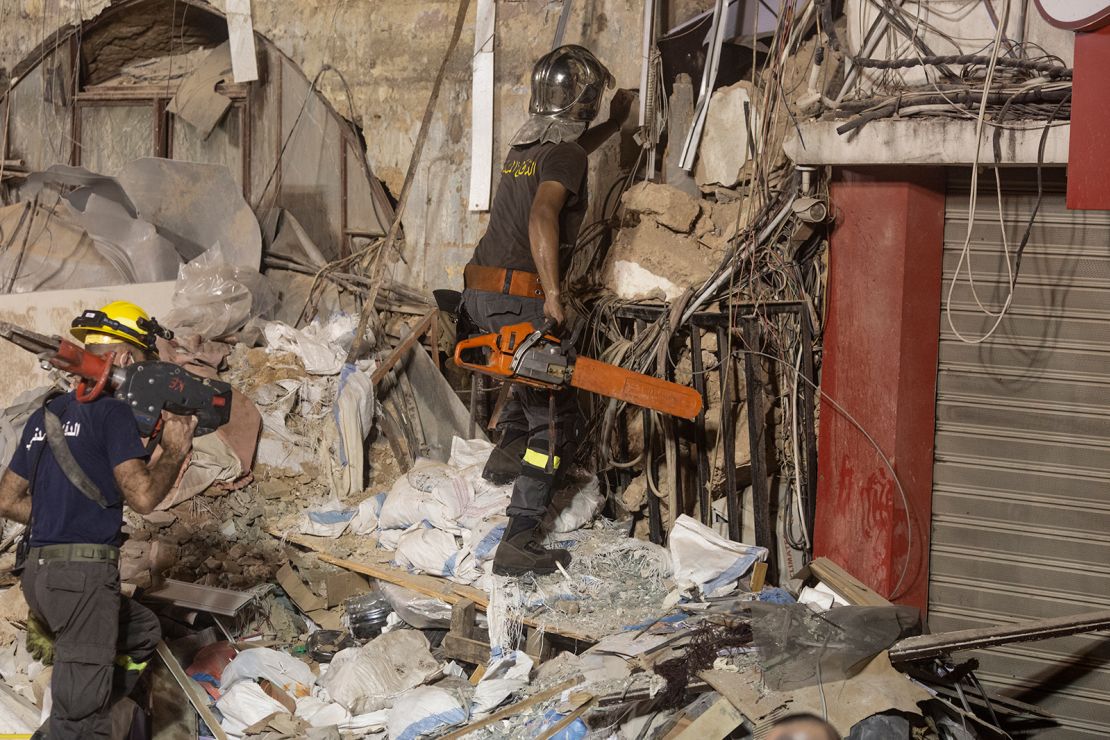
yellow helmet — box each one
[70,301,173,351]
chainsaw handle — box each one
[74,351,115,402]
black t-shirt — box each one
[471,140,589,273]
[9,393,148,547]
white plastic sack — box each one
[316,630,440,715]
[350,492,387,535]
[465,518,507,563]
[406,460,459,492]
[388,686,468,740]
[333,363,375,497]
[216,681,290,737]
[220,646,316,698]
[298,500,356,538]
[471,650,533,717]
[668,514,768,597]
[261,313,357,375]
[394,525,480,583]
[544,475,603,533]
[378,471,472,532]
[295,695,389,732]
[448,436,495,470]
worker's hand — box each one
[159,412,198,460]
[543,293,566,327]
[607,89,634,126]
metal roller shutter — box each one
[931,168,1110,739]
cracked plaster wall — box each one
[3,0,704,293]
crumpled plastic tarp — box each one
[220,646,316,698]
[668,514,768,597]
[164,244,277,339]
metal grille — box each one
[931,168,1110,739]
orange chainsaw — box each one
[454,321,703,420]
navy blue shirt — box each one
[8,393,148,547]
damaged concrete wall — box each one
[1,0,652,293]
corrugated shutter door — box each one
[931,168,1110,739]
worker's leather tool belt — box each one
[29,543,120,563]
[464,264,546,299]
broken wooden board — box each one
[672,696,745,740]
[793,557,892,607]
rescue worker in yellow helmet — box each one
[0,300,197,739]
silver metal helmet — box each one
[529,45,614,123]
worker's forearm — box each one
[528,212,562,299]
[0,471,31,525]
[139,450,188,513]
[578,119,620,155]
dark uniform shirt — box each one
[9,393,148,547]
[471,140,589,273]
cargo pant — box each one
[461,289,577,520]
[22,557,161,740]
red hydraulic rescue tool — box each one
[454,321,703,420]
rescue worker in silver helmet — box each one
[461,45,632,576]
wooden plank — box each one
[800,557,892,607]
[536,695,595,740]
[451,599,477,638]
[440,676,582,739]
[156,642,229,740]
[889,609,1110,663]
[371,309,437,386]
[673,697,745,740]
[749,562,767,593]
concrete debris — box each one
[166,42,236,139]
[621,182,702,233]
[694,81,757,189]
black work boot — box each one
[492,517,571,576]
[482,432,528,484]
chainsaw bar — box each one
[569,356,703,420]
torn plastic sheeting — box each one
[220,646,316,698]
[471,650,533,717]
[669,514,768,597]
[216,680,290,737]
[316,630,440,715]
[388,686,468,740]
[118,157,262,269]
[165,244,277,339]
[332,362,375,497]
[260,314,358,376]
[377,582,452,630]
[544,475,604,534]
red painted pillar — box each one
[1067,25,1110,209]
[814,167,945,614]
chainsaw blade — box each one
[570,356,703,419]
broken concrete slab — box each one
[695,81,756,189]
[166,42,234,138]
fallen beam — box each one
[890,609,1110,663]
